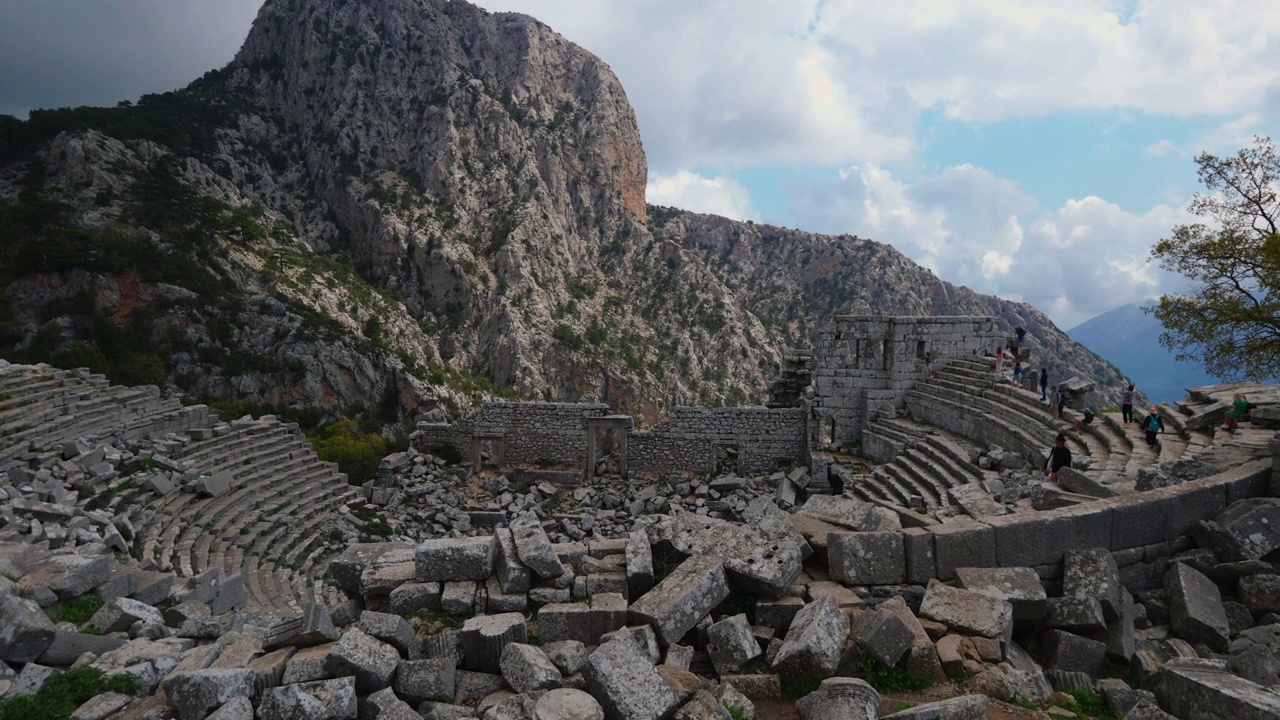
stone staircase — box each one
[0,362,358,615]
[852,418,1001,517]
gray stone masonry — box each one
[1165,562,1231,652]
[535,688,605,720]
[919,579,1013,642]
[161,668,255,720]
[88,597,163,634]
[359,611,419,660]
[329,542,415,599]
[494,528,532,594]
[323,627,400,693]
[794,676,881,720]
[460,612,527,673]
[0,589,57,663]
[829,531,906,585]
[415,536,495,582]
[500,642,562,693]
[582,635,679,720]
[1063,548,1124,619]
[1044,630,1106,677]
[258,676,357,720]
[706,614,760,675]
[650,513,802,598]
[512,519,566,579]
[365,688,418,720]
[628,554,729,647]
[1046,597,1107,633]
[1158,657,1280,720]
[857,609,915,667]
[772,596,849,682]
[625,529,654,600]
[544,640,588,676]
[394,658,456,704]
[954,566,1047,621]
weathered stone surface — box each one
[1165,562,1230,652]
[919,579,1013,641]
[1105,591,1137,661]
[37,629,126,666]
[1046,596,1107,633]
[1123,700,1178,719]
[415,536,496,582]
[460,612,527,673]
[880,694,988,719]
[513,520,567,579]
[323,627,400,692]
[69,691,135,720]
[772,596,849,683]
[706,614,760,675]
[365,687,420,720]
[162,668,255,720]
[794,676,880,720]
[829,532,906,585]
[1044,630,1106,677]
[534,688,605,720]
[258,676,357,720]
[0,589,57,662]
[856,609,914,668]
[329,543,415,599]
[1096,678,1155,718]
[390,582,442,615]
[544,640,588,677]
[797,495,898,532]
[394,657,456,704]
[651,514,802,598]
[501,642,562,693]
[1198,498,1280,561]
[495,528,533,595]
[11,662,58,697]
[87,597,163,634]
[625,530,655,600]
[440,580,478,616]
[954,566,1047,620]
[628,555,729,647]
[744,496,811,558]
[672,689,732,720]
[263,602,338,650]
[1159,658,1280,720]
[1063,548,1124,619]
[876,596,946,683]
[755,596,805,635]
[359,610,419,659]
[582,635,678,720]
[538,603,594,646]
[1239,574,1280,614]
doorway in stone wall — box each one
[712,443,741,476]
[817,414,835,451]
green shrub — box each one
[308,419,391,484]
[0,666,139,720]
[46,595,104,626]
[851,656,932,693]
[552,323,584,350]
[724,704,748,720]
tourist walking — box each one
[1013,361,1023,383]
[994,345,1005,373]
[1222,392,1250,433]
[1049,385,1063,420]
[1121,384,1135,424]
[1142,406,1165,447]
[1039,368,1049,401]
[1044,433,1071,483]
[1015,326,1027,349]
[925,351,935,378]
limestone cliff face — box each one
[0,0,1127,424]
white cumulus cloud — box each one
[646,171,758,222]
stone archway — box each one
[585,416,633,478]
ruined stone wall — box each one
[811,316,1002,449]
[472,402,611,466]
[629,406,806,475]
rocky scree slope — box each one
[0,0,1125,425]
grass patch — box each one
[780,676,823,702]
[350,504,395,538]
[0,666,139,720]
[851,656,933,694]
[46,595,104,626]
[724,704,749,720]
[1054,689,1117,719]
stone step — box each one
[907,385,1057,459]
[891,452,949,507]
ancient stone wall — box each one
[629,406,807,475]
[471,402,611,467]
[811,316,1002,450]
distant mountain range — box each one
[1068,303,1220,405]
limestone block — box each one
[441,581,478,616]
[258,676,357,720]
[538,603,594,645]
[954,566,1047,620]
[37,629,125,666]
[1164,562,1230,652]
[772,596,849,683]
[797,495,899,531]
[919,579,1012,642]
[856,609,914,668]
[1044,630,1106,677]
[262,602,338,650]
[514,520,568,579]
[706,614,760,675]
[162,668,255,720]
[875,596,947,683]
[628,555,729,647]
[323,627,400,692]
[1063,548,1124,619]
[806,581,863,609]
[329,542,415,599]
[0,589,57,662]
[210,572,246,616]
[1159,658,1280,720]
[460,612,527,673]
[88,597,163,634]
[281,643,333,684]
[794,677,880,720]
[1105,591,1137,661]
[453,668,506,705]
[495,528,533,594]
[743,496,811,558]
[1046,596,1107,633]
[534,688,605,720]
[19,552,112,599]
[69,691,135,720]
[501,642,562,693]
[755,596,804,635]
[651,514,801,598]
[582,636,679,720]
[625,529,655,600]
[390,582,442,615]
[672,689,733,720]
[415,536,496,582]
[359,610,419,659]
[11,662,58,697]
[365,687,420,720]
[394,657,456,704]
[879,694,988,719]
[829,532,906,585]
[544,640,588,676]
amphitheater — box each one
[1,315,1279,720]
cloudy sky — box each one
[2,0,1278,328]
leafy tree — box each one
[1150,136,1280,380]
